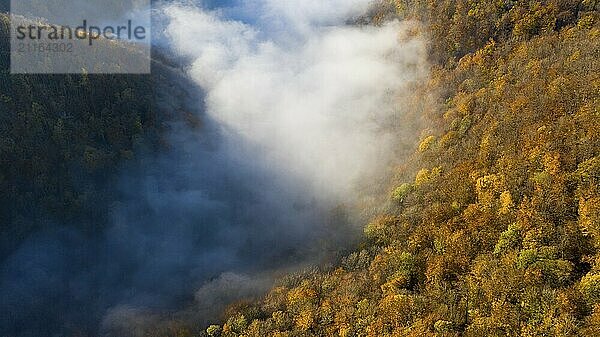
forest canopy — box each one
[0,12,194,257]
[184,1,600,336]
[1,1,598,336]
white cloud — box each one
[163,0,428,200]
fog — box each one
[164,0,427,205]
[0,1,428,336]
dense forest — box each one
[0,12,195,258]
[183,1,600,336]
[1,0,599,336]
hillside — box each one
[0,13,196,258]
[193,1,600,336]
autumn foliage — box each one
[192,1,600,336]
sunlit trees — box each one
[177,1,600,336]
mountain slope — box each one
[0,13,197,258]
[193,1,600,336]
